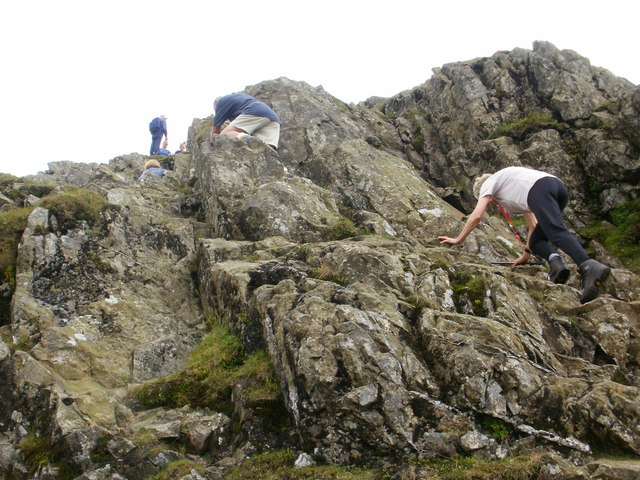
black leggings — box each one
[527,177,589,265]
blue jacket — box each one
[213,93,280,127]
[139,167,166,180]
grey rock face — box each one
[382,41,638,217]
[1,42,639,478]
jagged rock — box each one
[384,41,638,215]
[1,42,639,478]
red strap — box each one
[497,204,525,246]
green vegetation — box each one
[147,459,206,480]
[223,450,544,480]
[0,207,33,324]
[308,264,347,286]
[409,453,544,480]
[561,137,585,163]
[412,125,425,154]
[41,187,108,232]
[0,174,55,202]
[135,322,282,416]
[488,113,564,141]
[405,294,435,314]
[581,198,640,273]
[0,207,33,288]
[478,415,513,441]
[18,432,81,480]
[331,218,357,240]
[224,449,378,480]
[450,269,487,317]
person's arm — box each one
[210,125,222,142]
[438,196,493,245]
[512,212,537,266]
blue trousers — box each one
[527,177,589,265]
[150,133,164,155]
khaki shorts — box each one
[231,114,280,148]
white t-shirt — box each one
[479,166,555,213]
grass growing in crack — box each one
[135,323,282,416]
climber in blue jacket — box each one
[149,115,168,155]
[210,93,280,150]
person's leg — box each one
[527,177,589,265]
[220,123,247,139]
[150,133,162,155]
[528,177,610,303]
[254,121,280,149]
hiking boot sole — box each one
[579,266,611,304]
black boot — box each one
[548,255,570,284]
[579,259,611,304]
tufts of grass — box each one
[450,269,488,317]
[41,187,108,232]
[488,113,564,141]
[0,174,56,203]
[308,264,346,286]
[135,324,282,415]
[224,450,544,480]
[147,459,205,480]
[410,453,544,480]
[581,198,640,273]
[331,218,357,240]
[0,207,34,325]
[224,449,379,480]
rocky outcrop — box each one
[379,41,639,218]
[1,42,639,479]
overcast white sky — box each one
[1,0,638,177]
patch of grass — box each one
[412,125,425,154]
[562,137,585,163]
[147,459,205,480]
[580,198,640,272]
[224,449,379,480]
[0,207,33,288]
[308,264,346,286]
[0,174,56,204]
[19,433,51,473]
[488,113,564,141]
[331,218,357,240]
[18,432,82,480]
[450,269,487,317]
[405,294,435,312]
[135,324,282,415]
[40,187,108,232]
[478,415,513,441]
[0,207,34,325]
[410,453,543,480]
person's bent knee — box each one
[220,124,247,138]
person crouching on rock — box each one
[210,93,280,151]
[139,159,168,181]
[437,166,611,304]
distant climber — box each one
[175,141,188,154]
[157,139,171,156]
[437,166,611,304]
[210,93,280,150]
[149,115,168,155]
[139,159,168,181]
